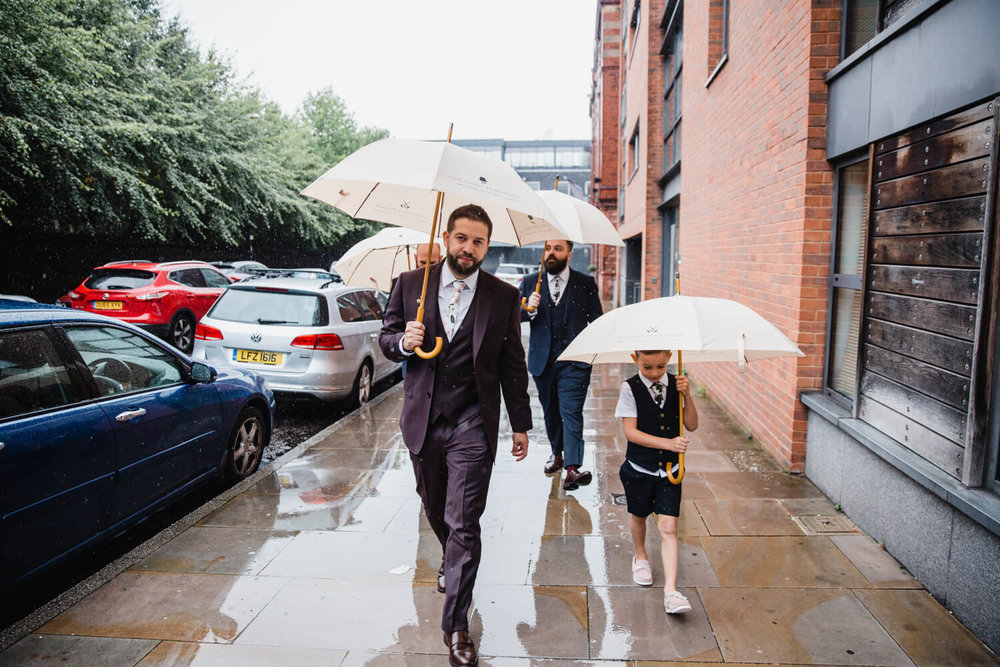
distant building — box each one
[451,139,593,273]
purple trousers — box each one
[409,415,493,633]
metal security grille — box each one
[860,98,998,484]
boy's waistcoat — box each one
[626,373,681,472]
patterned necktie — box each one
[552,275,562,304]
[651,381,665,408]
[445,280,468,339]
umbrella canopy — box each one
[536,190,624,246]
[300,137,566,246]
[557,295,804,365]
[334,227,440,292]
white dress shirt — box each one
[398,262,480,355]
[437,261,479,338]
[614,373,678,477]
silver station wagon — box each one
[191,278,399,405]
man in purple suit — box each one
[379,204,532,667]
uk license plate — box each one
[234,349,282,365]
[93,300,123,310]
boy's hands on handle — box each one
[667,436,690,454]
[675,375,692,398]
[511,432,528,461]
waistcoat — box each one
[429,297,479,424]
[625,373,681,472]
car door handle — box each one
[369,333,378,339]
[115,408,147,422]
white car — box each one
[493,263,534,288]
[192,278,399,406]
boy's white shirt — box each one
[614,373,679,478]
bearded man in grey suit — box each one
[379,203,532,667]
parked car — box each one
[58,260,232,353]
[192,278,399,406]
[0,299,273,596]
[208,260,268,282]
[245,267,342,282]
[493,263,535,288]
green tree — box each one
[299,87,389,167]
[0,0,382,252]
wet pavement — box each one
[2,363,998,666]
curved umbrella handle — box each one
[521,256,546,313]
[414,337,443,359]
[667,454,685,484]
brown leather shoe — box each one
[563,466,593,490]
[437,562,446,593]
[544,453,563,474]
[443,630,478,666]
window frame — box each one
[706,0,729,86]
[662,2,683,176]
[628,122,641,183]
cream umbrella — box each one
[521,187,623,312]
[334,227,440,292]
[301,129,566,358]
[558,290,803,482]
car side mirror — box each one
[189,362,217,383]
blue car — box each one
[0,299,274,594]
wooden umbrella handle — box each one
[668,270,685,484]
[414,175,448,359]
[521,256,546,312]
[667,346,685,484]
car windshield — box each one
[84,269,156,290]
[208,289,328,326]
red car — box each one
[59,260,231,353]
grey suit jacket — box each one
[379,262,533,458]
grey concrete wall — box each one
[805,414,1000,652]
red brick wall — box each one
[677,0,840,471]
[592,0,622,303]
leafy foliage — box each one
[0,0,386,251]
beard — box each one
[446,250,484,278]
[544,255,568,274]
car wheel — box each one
[349,361,373,409]
[168,311,196,353]
[225,406,266,481]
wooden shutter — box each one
[860,98,997,484]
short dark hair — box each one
[546,239,574,251]
[447,204,493,239]
[636,349,671,357]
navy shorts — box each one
[619,460,682,518]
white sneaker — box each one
[664,590,692,614]
[631,557,653,586]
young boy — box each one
[614,349,699,614]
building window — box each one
[842,0,878,58]
[707,0,728,84]
[825,158,869,404]
[628,123,640,181]
[662,3,683,174]
[841,0,926,60]
[661,206,679,296]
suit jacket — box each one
[519,268,603,377]
[379,262,533,458]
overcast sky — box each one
[160,0,598,142]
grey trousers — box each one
[409,414,493,633]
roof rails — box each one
[157,260,212,267]
[105,260,153,266]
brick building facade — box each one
[591,0,1000,649]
